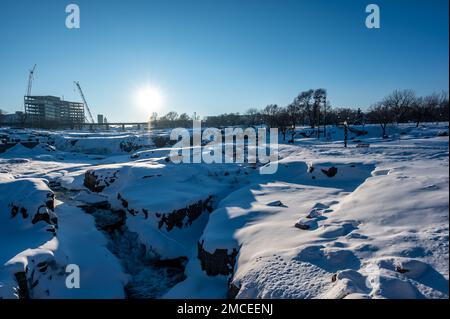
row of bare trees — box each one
[367,90,449,136]
[151,111,195,128]
[151,89,449,137]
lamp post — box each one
[344,120,348,148]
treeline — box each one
[151,89,449,137]
[367,90,449,136]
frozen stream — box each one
[51,185,186,298]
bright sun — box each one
[135,86,164,113]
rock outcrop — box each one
[197,240,239,276]
[157,196,213,231]
[83,170,118,193]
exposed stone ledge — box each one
[197,240,239,276]
[83,170,117,193]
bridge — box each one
[0,122,152,131]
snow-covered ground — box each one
[0,123,448,299]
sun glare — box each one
[135,85,164,113]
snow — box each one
[0,178,56,266]
[166,123,449,299]
[0,177,127,298]
[52,132,153,155]
[0,123,448,299]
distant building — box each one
[24,96,85,125]
[97,114,104,124]
[1,111,25,124]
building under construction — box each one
[24,95,85,126]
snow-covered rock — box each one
[1,123,448,299]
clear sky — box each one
[0,0,448,121]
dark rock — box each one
[9,205,29,219]
[266,200,285,207]
[21,141,39,149]
[117,193,129,208]
[395,266,410,274]
[120,141,141,153]
[197,240,239,276]
[9,205,18,218]
[143,174,162,179]
[32,208,52,225]
[46,193,55,210]
[20,207,29,218]
[84,171,105,193]
[227,282,241,299]
[321,166,338,178]
[38,261,48,273]
[295,222,310,230]
[153,135,171,148]
[14,272,30,299]
[158,196,213,231]
[83,170,117,193]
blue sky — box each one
[0,0,448,121]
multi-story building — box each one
[24,96,85,125]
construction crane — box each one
[74,81,95,124]
[26,64,36,96]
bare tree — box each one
[382,89,416,123]
[286,102,302,128]
[410,94,438,127]
[245,108,260,126]
[150,112,158,121]
[178,113,190,121]
[329,107,361,125]
[262,104,279,128]
[435,91,449,122]
[164,111,179,122]
[295,90,314,128]
[368,102,395,137]
[313,88,327,136]
[275,107,291,141]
